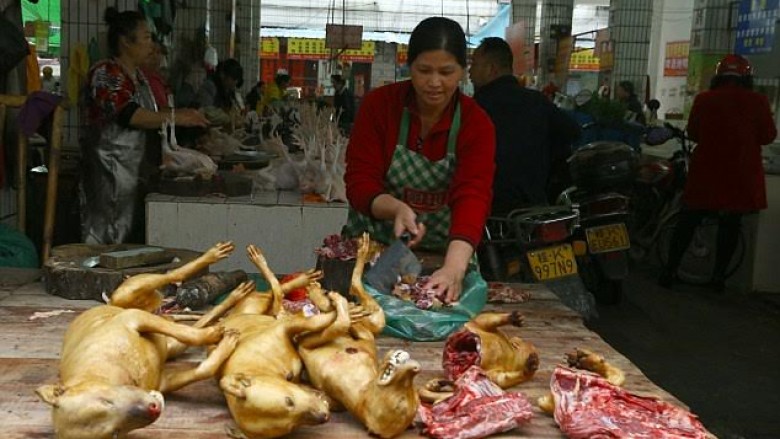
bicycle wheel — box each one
[656,215,746,284]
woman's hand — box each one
[425,264,465,304]
[371,194,427,246]
[393,204,426,247]
[423,240,474,303]
[176,109,210,127]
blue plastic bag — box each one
[364,269,488,342]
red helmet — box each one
[715,54,752,77]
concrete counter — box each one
[146,191,348,274]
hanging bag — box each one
[0,15,30,74]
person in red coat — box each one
[344,17,496,303]
[660,54,777,291]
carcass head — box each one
[365,350,421,438]
[377,350,420,387]
[220,374,329,438]
[36,383,164,439]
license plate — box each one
[586,223,630,254]
[526,244,577,281]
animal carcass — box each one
[443,311,539,389]
[297,233,421,438]
[209,245,343,438]
[35,243,248,438]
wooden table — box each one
[0,280,689,438]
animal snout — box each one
[306,409,330,424]
[147,391,165,419]
[147,401,162,419]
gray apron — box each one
[80,66,158,244]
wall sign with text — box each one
[664,41,689,76]
[735,0,779,55]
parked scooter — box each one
[478,206,597,319]
[557,141,639,305]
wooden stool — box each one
[0,94,65,263]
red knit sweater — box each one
[345,80,496,248]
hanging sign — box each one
[664,40,689,76]
[735,0,779,55]
[325,24,363,50]
[260,37,279,59]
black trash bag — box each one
[0,15,29,74]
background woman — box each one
[81,8,208,244]
[196,58,244,111]
[344,17,496,303]
[659,54,777,291]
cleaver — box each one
[364,232,422,295]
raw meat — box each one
[442,329,481,381]
[487,282,531,304]
[418,366,534,439]
[551,366,708,439]
[392,276,446,310]
[314,234,358,260]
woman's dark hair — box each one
[207,59,244,109]
[217,58,244,88]
[408,17,467,68]
[104,7,146,57]
[618,80,636,97]
[710,74,753,90]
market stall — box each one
[0,281,706,438]
[148,99,351,274]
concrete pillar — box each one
[236,0,261,85]
[608,0,654,100]
[687,0,733,95]
[539,0,574,87]
[511,0,538,77]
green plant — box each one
[579,95,628,127]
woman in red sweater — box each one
[660,54,777,291]
[344,17,496,303]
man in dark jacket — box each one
[331,74,354,135]
[470,37,580,214]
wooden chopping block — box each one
[43,244,202,301]
[99,247,173,269]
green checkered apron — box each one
[345,103,461,252]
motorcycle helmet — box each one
[715,54,752,77]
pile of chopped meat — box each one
[417,366,534,439]
[314,234,358,260]
[551,366,709,439]
[282,298,319,316]
[442,329,481,381]
[392,276,445,310]
[487,282,531,304]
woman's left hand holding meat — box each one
[424,240,472,303]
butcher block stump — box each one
[43,244,203,301]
